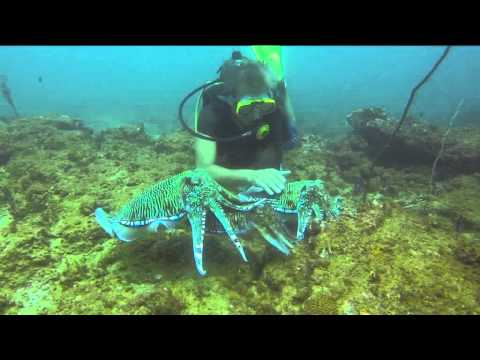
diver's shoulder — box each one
[202,82,226,104]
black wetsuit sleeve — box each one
[197,104,220,138]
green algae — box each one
[0,116,479,314]
[12,278,60,315]
[0,207,12,230]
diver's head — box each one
[219,52,277,128]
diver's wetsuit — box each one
[197,84,293,170]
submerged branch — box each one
[430,98,465,194]
[0,75,19,118]
[370,46,452,170]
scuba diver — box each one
[180,49,299,196]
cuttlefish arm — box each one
[186,205,208,276]
[208,198,248,262]
[296,207,313,241]
[295,188,313,241]
[185,197,249,276]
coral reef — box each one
[0,114,479,314]
[347,107,480,174]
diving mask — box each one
[235,95,277,124]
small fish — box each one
[38,76,43,83]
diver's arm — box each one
[194,138,253,184]
[204,165,254,185]
[194,138,289,194]
[195,106,252,184]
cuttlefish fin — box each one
[95,208,135,242]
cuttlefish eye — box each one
[188,174,203,185]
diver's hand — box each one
[246,168,291,195]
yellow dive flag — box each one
[251,45,284,81]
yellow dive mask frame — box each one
[235,96,276,119]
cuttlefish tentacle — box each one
[251,222,290,255]
[217,184,259,205]
[270,225,295,249]
[218,196,267,212]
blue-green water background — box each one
[0,46,478,134]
